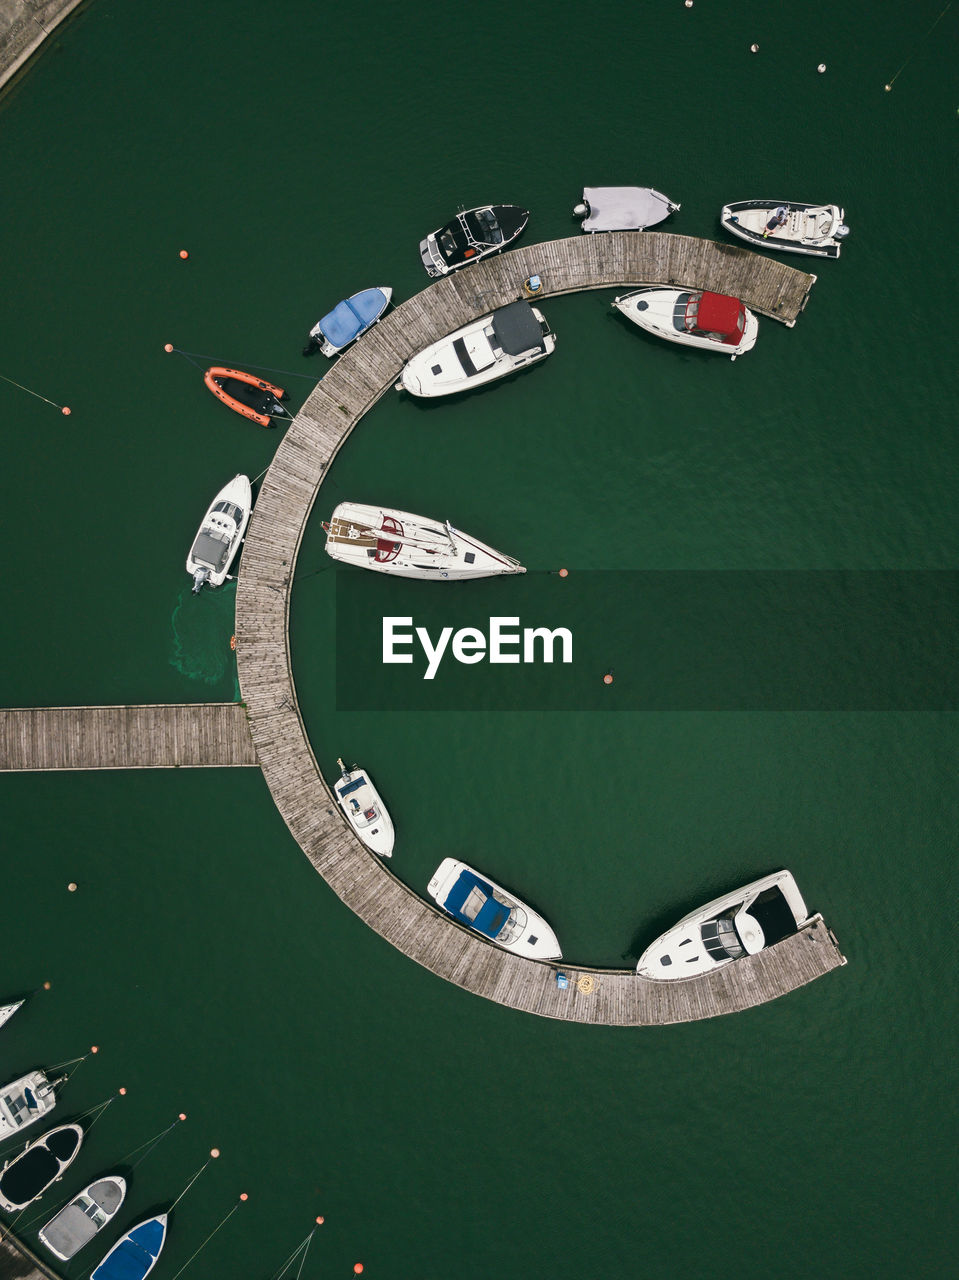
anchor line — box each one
[168,347,319,381]
[271,1229,316,1280]
[167,1196,245,1280]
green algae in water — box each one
[169,583,239,698]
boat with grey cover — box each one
[574,185,679,232]
[38,1173,127,1261]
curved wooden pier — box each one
[234,233,845,1024]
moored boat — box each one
[185,473,253,593]
[427,858,562,960]
[395,300,555,397]
[419,204,528,277]
[613,287,758,359]
[322,502,525,580]
[203,367,289,428]
[334,758,395,857]
[0,1122,83,1211]
[720,200,849,258]
[635,870,814,978]
[91,1213,168,1280]
[573,185,679,232]
[38,1173,127,1261]
[0,999,24,1031]
[303,287,392,357]
[0,1069,61,1139]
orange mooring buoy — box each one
[603,673,614,685]
[179,249,189,259]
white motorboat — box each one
[613,287,758,360]
[185,473,252,593]
[0,1122,83,1211]
[419,204,528,277]
[573,186,679,232]
[428,858,561,960]
[0,999,24,1031]
[39,1173,127,1261]
[322,502,525,580]
[334,758,395,857]
[91,1213,168,1280]
[304,287,392,357]
[635,870,814,978]
[720,200,849,258]
[395,300,555,397]
[0,1069,61,1139]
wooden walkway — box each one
[0,1228,60,1279]
[0,704,257,771]
[234,233,845,1024]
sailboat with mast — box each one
[322,502,525,580]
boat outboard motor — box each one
[192,567,210,594]
[836,223,851,239]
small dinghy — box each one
[92,1213,168,1280]
[613,287,758,360]
[335,758,395,857]
[573,186,679,232]
[303,287,392,357]
[0,1122,83,1211]
[428,858,562,960]
[323,502,525,580]
[720,200,849,258]
[186,473,253,593]
[0,999,24,1031]
[0,1068,62,1139]
[419,204,529,277]
[39,1173,127,1261]
[203,367,288,428]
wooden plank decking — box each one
[234,234,846,1023]
[0,1228,60,1279]
[0,704,257,771]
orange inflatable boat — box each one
[204,367,288,428]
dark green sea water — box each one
[2,1,957,1277]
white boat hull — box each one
[0,999,24,1030]
[39,1173,127,1261]
[396,303,555,398]
[613,287,758,359]
[185,473,252,590]
[0,1122,84,1211]
[0,1069,58,1139]
[720,200,848,258]
[636,870,812,979]
[428,857,562,961]
[323,502,525,580]
[334,762,395,857]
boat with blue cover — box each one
[91,1213,167,1280]
[427,858,561,960]
[303,287,392,357]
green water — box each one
[2,1,957,1276]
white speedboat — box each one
[322,502,525,580]
[573,185,679,232]
[185,473,252,593]
[419,204,528,277]
[613,287,758,360]
[39,1173,127,1261]
[0,1122,83,1211]
[334,758,395,858]
[304,287,392,357]
[636,870,813,978]
[0,1069,61,1139]
[0,999,24,1031]
[92,1213,168,1280]
[395,300,555,397]
[428,858,562,960]
[720,200,849,258]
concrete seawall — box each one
[0,0,84,93]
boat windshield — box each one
[700,914,747,962]
[464,208,502,245]
[213,500,243,521]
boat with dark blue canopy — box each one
[91,1213,167,1280]
[304,286,392,357]
[427,858,562,960]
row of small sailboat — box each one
[0,1043,167,1276]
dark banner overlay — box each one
[333,570,958,712]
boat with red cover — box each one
[612,287,758,360]
[203,367,289,427]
